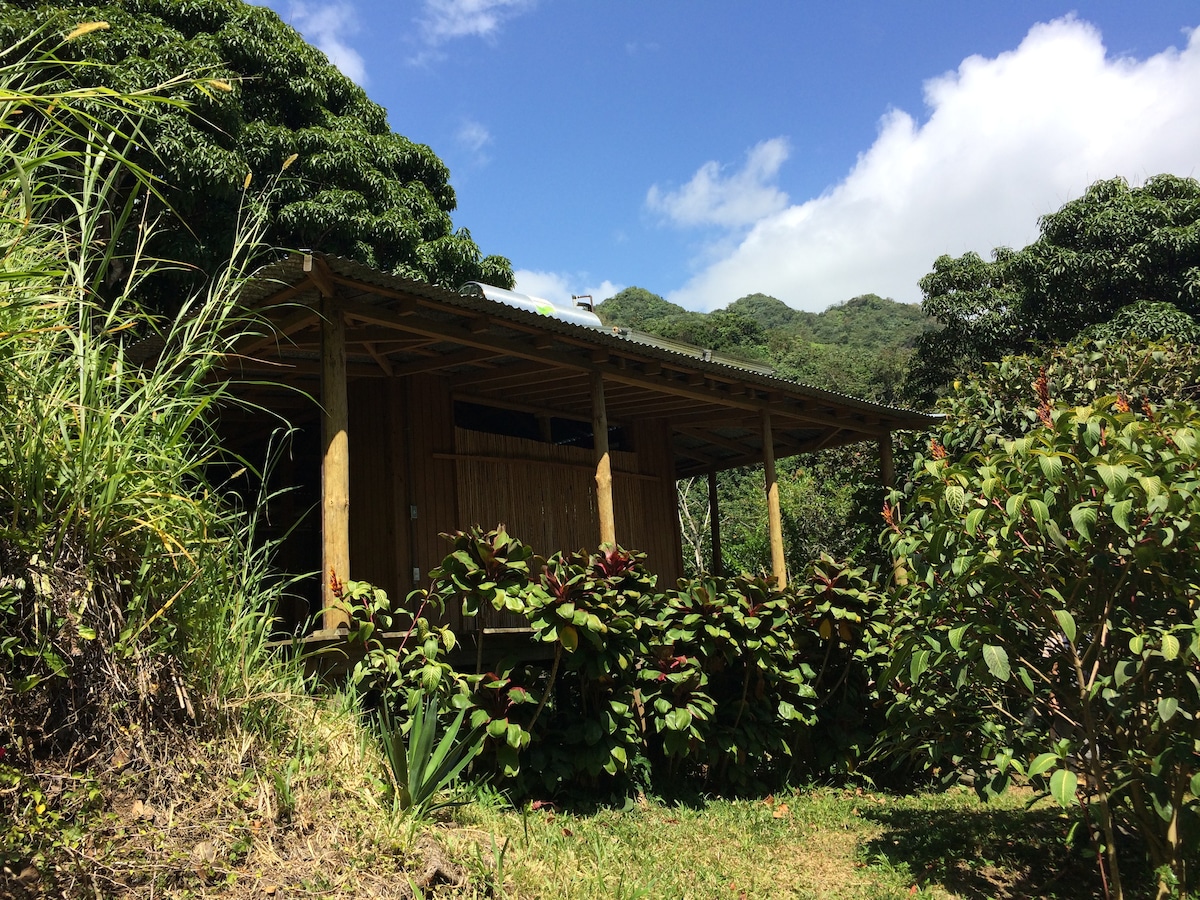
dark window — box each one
[454,401,630,450]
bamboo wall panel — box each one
[633,418,684,586]
[453,426,682,620]
[348,380,398,602]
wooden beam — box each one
[388,347,500,378]
[674,428,869,478]
[451,390,611,427]
[761,410,787,590]
[363,342,393,377]
[237,304,319,356]
[305,254,337,299]
[321,294,351,631]
[879,431,896,488]
[676,425,757,457]
[341,299,890,435]
[708,470,723,577]
[592,372,616,547]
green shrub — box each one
[362,526,891,801]
[883,339,1200,898]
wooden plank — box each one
[761,410,787,590]
[349,381,398,600]
[431,451,659,481]
[879,432,896,488]
[389,379,412,605]
[708,469,723,576]
[321,294,351,630]
[593,372,616,546]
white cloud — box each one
[420,0,536,45]
[456,120,489,158]
[284,2,367,85]
[514,269,625,307]
[666,17,1200,312]
[647,138,792,228]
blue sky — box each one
[260,1,1200,312]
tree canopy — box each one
[886,337,1200,896]
[909,174,1200,399]
[0,1,514,300]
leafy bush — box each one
[388,526,889,801]
[883,339,1200,898]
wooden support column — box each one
[592,371,616,547]
[707,469,723,576]
[879,430,909,586]
[761,410,787,589]
[879,431,896,488]
[321,292,351,631]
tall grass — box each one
[0,23,302,762]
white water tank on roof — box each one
[460,282,605,329]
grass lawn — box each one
[444,785,1150,900]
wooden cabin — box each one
[217,252,935,653]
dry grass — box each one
[6,692,429,899]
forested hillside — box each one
[596,287,936,404]
[595,286,935,579]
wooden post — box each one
[321,293,351,631]
[879,430,908,586]
[707,469,723,576]
[761,410,786,589]
[878,431,896,488]
[592,371,616,546]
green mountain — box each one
[594,287,936,404]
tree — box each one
[0,1,513,304]
[1016,175,1200,345]
[726,292,803,331]
[595,286,688,330]
[908,175,1200,401]
[885,338,1200,898]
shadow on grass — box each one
[861,802,1155,900]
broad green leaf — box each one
[1028,498,1050,529]
[1158,697,1179,723]
[1070,504,1097,542]
[948,624,968,651]
[1046,519,1068,549]
[1038,453,1063,480]
[1050,768,1078,808]
[910,649,930,683]
[1160,633,1180,661]
[1005,492,1027,518]
[965,508,985,537]
[664,708,693,731]
[559,624,579,652]
[1054,610,1076,644]
[1027,752,1058,778]
[1129,633,1146,654]
[1114,660,1136,687]
[1094,462,1131,493]
[1111,499,1133,534]
[983,644,1010,682]
[945,484,966,513]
